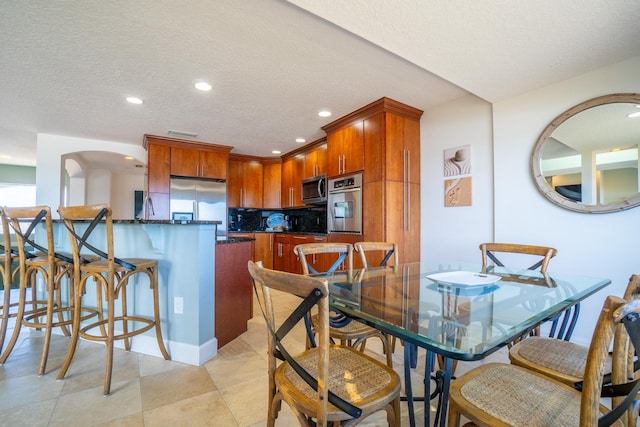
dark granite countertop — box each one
[216,237,255,244]
[52,219,222,225]
[228,230,327,237]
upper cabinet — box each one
[147,142,171,193]
[281,154,305,207]
[304,142,327,178]
[323,97,423,263]
[262,159,282,209]
[143,135,232,219]
[228,155,263,208]
[171,146,227,180]
[325,121,364,177]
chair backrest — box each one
[293,243,352,275]
[479,242,557,273]
[247,260,332,421]
[2,206,57,268]
[0,207,13,272]
[353,242,398,267]
[57,204,128,269]
[580,296,640,426]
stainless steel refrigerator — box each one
[170,177,227,238]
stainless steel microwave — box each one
[301,174,327,205]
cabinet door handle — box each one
[201,165,205,177]
[337,155,342,175]
[342,155,346,174]
[408,150,411,230]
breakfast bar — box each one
[51,219,236,366]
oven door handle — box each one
[329,188,360,195]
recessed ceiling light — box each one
[124,156,134,160]
[295,138,306,143]
[318,110,331,118]
[194,81,212,91]
[627,111,640,118]
[126,96,143,104]
[272,150,282,155]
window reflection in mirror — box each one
[532,94,640,213]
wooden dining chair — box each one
[353,242,398,268]
[248,260,401,426]
[479,242,572,341]
[294,242,393,367]
[56,204,170,395]
[0,206,90,375]
[509,274,640,390]
[448,295,640,427]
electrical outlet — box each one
[174,297,183,314]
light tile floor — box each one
[0,289,508,426]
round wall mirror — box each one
[531,93,640,213]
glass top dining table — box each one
[321,262,611,426]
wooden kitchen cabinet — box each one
[281,155,304,207]
[171,146,227,180]
[323,98,423,264]
[325,120,364,177]
[303,142,327,178]
[144,135,232,219]
[254,233,274,269]
[147,143,170,193]
[262,159,281,208]
[215,240,253,348]
[273,233,294,273]
[228,156,263,208]
[273,233,329,273]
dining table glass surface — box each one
[324,262,611,361]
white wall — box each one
[420,56,640,346]
[36,134,146,217]
[491,56,640,345]
[420,94,494,264]
[111,172,145,219]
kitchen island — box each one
[52,219,251,365]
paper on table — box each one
[426,271,501,287]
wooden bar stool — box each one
[56,204,170,395]
[0,206,92,375]
[0,208,20,355]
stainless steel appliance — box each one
[327,172,362,234]
[301,174,327,205]
[170,177,227,237]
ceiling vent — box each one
[168,129,198,138]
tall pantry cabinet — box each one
[322,97,423,263]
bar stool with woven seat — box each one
[294,242,393,367]
[0,206,92,375]
[0,208,19,355]
[56,204,170,395]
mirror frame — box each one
[531,93,640,213]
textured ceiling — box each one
[0,0,639,171]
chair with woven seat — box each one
[248,260,401,426]
[509,274,640,389]
[0,206,93,375]
[56,204,170,395]
[294,242,393,367]
[448,295,640,427]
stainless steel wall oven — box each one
[327,172,362,234]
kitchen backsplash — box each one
[228,206,327,234]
